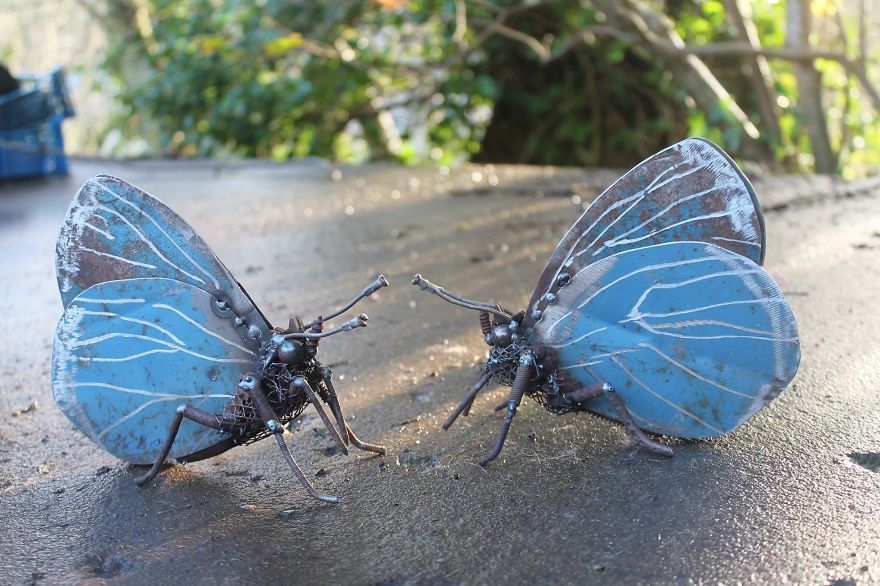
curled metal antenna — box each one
[307,275,389,327]
[284,314,368,340]
[411,273,511,319]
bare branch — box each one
[725,0,782,145]
[453,0,467,45]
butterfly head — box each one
[483,310,526,349]
[259,275,388,370]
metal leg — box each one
[271,432,339,504]
[442,371,493,430]
[135,404,223,486]
[461,396,476,417]
[345,423,385,455]
[177,437,238,464]
[318,367,386,455]
[240,374,339,504]
[478,352,533,466]
[565,383,674,457]
[318,367,349,445]
[292,376,348,455]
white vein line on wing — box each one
[628,268,761,317]
[583,349,639,361]
[578,163,703,260]
[579,362,672,432]
[711,236,760,247]
[573,256,721,312]
[624,298,784,322]
[95,204,207,286]
[565,191,645,266]
[85,347,253,364]
[541,190,641,308]
[153,303,256,356]
[636,320,797,342]
[96,394,234,440]
[74,332,255,363]
[83,222,114,240]
[649,319,776,337]
[543,309,573,337]
[74,381,234,399]
[557,348,638,370]
[599,206,753,252]
[610,355,725,434]
[78,246,156,269]
[543,159,700,311]
[77,297,145,304]
[557,361,602,370]
[601,186,717,249]
[643,159,704,195]
[80,310,185,345]
[637,343,757,399]
[548,327,607,349]
[96,181,221,290]
[577,193,647,260]
[548,161,700,297]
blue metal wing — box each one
[530,241,799,438]
[52,278,260,464]
[55,175,269,346]
[527,138,764,326]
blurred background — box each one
[2,0,878,176]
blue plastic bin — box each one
[0,114,68,177]
[0,68,74,179]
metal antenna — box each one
[283,314,368,340]
[411,273,511,319]
[306,275,388,328]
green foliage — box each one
[100,0,880,174]
[103,0,498,163]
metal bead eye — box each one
[247,325,262,340]
[531,309,543,321]
[277,340,304,364]
[492,325,512,347]
[544,292,557,304]
[556,272,571,287]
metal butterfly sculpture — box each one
[52,176,387,503]
[413,138,800,465]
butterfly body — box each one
[52,176,387,502]
[413,138,800,464]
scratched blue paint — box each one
[527,139,765,323]
[52,278,259,464]
[55,175,234,305]
[532,241,800,438]
[55,174,269,349]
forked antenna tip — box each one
[411,273,429,289]
[364,274,389,296]
[342,313,369,331]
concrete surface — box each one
[0,159,878,585]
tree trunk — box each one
[786,0,837,173]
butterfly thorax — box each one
[485,340,526,386]
[483,325,573,415]
[216,323,327,442]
